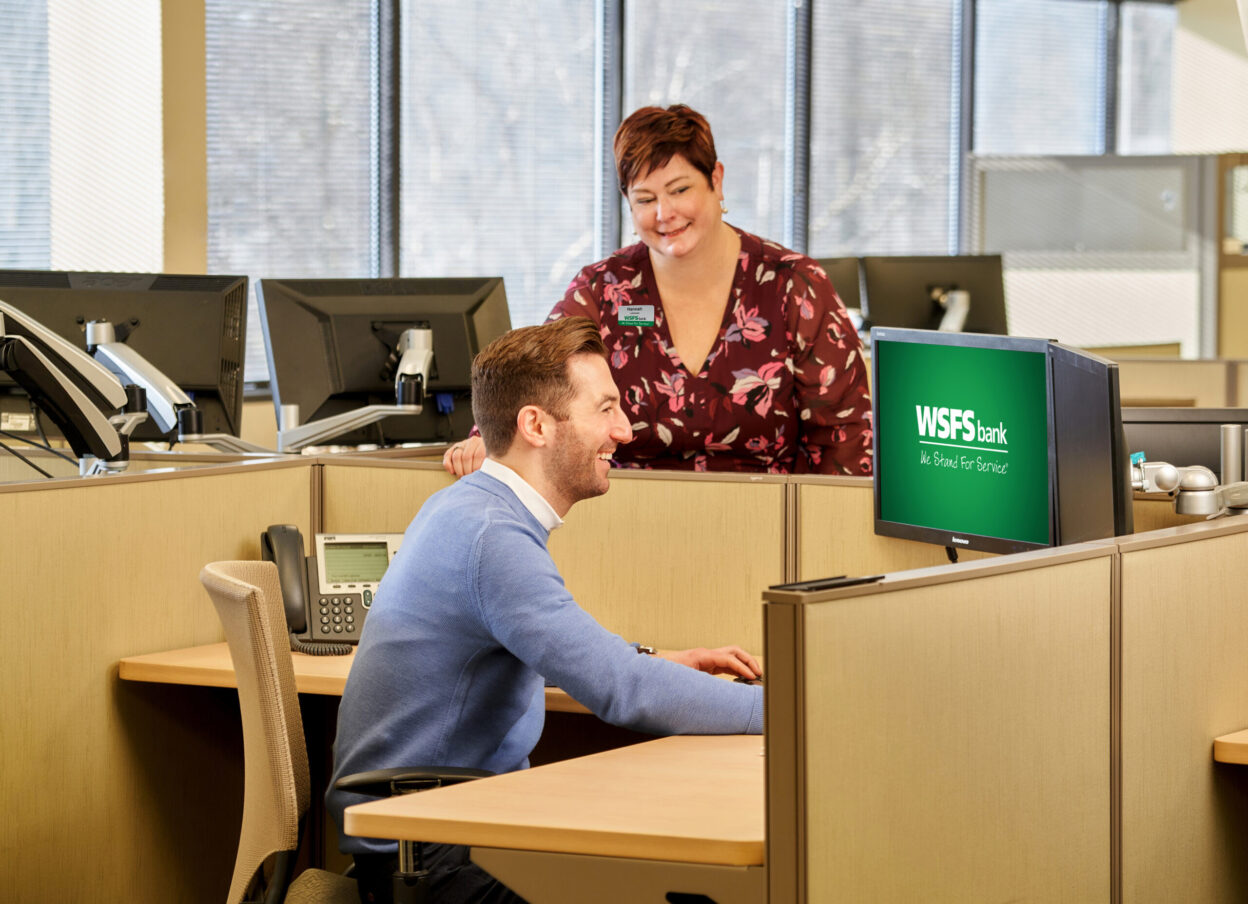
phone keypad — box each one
[317,595,359,635]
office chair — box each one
[202,560,493,904]
[200,560,359,904]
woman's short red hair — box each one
[613,104,718,196]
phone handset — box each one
[260,524,353,656]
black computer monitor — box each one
[1120,407,1248,482]
[813,257,862,313]
[0,270,248,442]
[861,255,1008,334]
[257,277,511,447]
[872,327,1131,555]
[1050,343,1134,544]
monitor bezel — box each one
[257,276,511,447]
[0,269,248,442]
[870,326,1056,555]
[861,254,1008,335]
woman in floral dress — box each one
[445,104,871,475]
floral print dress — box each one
[548,227,873,474]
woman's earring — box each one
[720,200,728,215]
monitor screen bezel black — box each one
[1049,343,1134,544]
[861,254,1008,335]
[0,269,248,442]
[871,327,1055,555]
[256,276,511,447]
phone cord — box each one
[290,633,353,656]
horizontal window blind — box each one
[398,0,596,329]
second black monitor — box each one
[862,254,1008,335]
[258,276,511,447]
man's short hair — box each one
[472,316,607,456]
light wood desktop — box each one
[1214,729,1248,765]
[118,642,590,714]
[344,733,765,904]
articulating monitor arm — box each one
[277,327,433,453]
[85,320,276,454]
[0,335,125,463]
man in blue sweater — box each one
[329,316,763,903]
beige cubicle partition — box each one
[319,458,454,533]
[1118,517,1248,904]
[1115,358,1242,408]
[765,544,1116,904]
[1,458,317,904]
[551,469,787,654]
[793,475,994,579]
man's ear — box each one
[514,404,552,449]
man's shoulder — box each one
[429,472,544,533]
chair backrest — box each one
[200,560,310,904]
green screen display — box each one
[875,335,1052,547]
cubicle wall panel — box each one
[0,463,315,904]
[799,558,1112,902]
[549,473,786,653]
[320,461,454,533]
[795,479,992,580]
[1121,528,1248,904]
[1130,497,1207,534]
[1117,359,1232,407]
[1220,271,1248,360]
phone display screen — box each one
[322,541,391,584]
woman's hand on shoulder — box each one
[442,435,487,476]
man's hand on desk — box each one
[655,646,761,680]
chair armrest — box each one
[335,766,494,799]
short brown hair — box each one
[471,317,607,456]
[613,104,718,196]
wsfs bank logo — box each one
[915,406,1008,446]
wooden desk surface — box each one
[344,734,765,867]
[118,642,590,714]
[1213,728,1248,765]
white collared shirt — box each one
[480,458,564,533]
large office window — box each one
[206,0,377,382]
[808,0,961,256]
[623,0,789,245]
[974,0,1108,156]
[1,0,1195,381]
[398,0,596,328]
[0,0,162,273]
[0,1,50,268]
[1118,1,1176,155]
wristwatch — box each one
[632,643,657,655]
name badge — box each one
[618,304,655,327]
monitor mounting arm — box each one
[276,327,433,453]
[1132,460,1248,518]
[933,287,971,332]
[0,301,128,473]
[85,321,275,454]
[393,327,434,406]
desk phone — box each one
[261,525,403,655]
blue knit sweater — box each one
[327,470,763,855]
